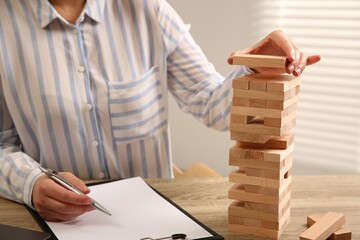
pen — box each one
[39,167,111,216]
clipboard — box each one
[0,223,50,240]
[27,177,224,240]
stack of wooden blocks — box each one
[228,54,300,239]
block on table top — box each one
[232,54,287,69]
[307,214,352,240]
[299,212,346,240]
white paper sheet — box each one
[46,177,213,240]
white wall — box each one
[167,0,255,176]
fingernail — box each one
[289,65,295,72]
[295,67,302,75]
[291,50,296,61]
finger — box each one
[60,172,90,194]
[43,180,93,206]
[306,55,321,66]
[293,52,307,77]
[268,30,296,62]
[37,196,94,219]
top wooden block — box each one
[232,54,287,68]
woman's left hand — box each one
[228,30,321,76]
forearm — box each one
[167,33,253,130]
[0,150,42,207]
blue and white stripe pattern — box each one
[0,0,251,207]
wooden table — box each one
[0,176,359,239]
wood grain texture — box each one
[0,176,359,240]
[232,54,287,68]
[299,212,346,240]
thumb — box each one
[60,172,90,194]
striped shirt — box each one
[0,0,250,207]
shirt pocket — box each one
[108,66,167,143]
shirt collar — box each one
[29,0,106,28]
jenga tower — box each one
[228,54,301,239]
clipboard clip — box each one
[140,233,187,240]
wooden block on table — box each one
[232,54,287,69]
[299,212,346,240]
[237,133,294,150]
[230,131,272,144]
[307,214,352,240]
[228,207,290,238]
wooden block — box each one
[244,191,291,216]
[230,118,296,136]
[299,212,346,240]
[228,207,290,238]
[249,98,266,108]
[229,161,292,188]
[237,73,300,92]
[266,76,301,92]
[228,147,265,161]
[230,131,272,144]
[232,97,249,107]
[228,196,290,221]
[233,88,287,101]
[307,214,352,240]
[266,95,298,110]
[263,143,294,162]
[232,54,287,68]
[229,170,280,188]
[228,223,281,239]
[264,111,297,128]
[229,147,293,170]
[229,184,287,205]
[229,215,262,228]
[237,133,294,150]
[229,144,294,163]
[230,114,256,124]
[231,102,297,118]
[249,79,267,91]
[232,77,249,89]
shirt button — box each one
[92,141,99,147]
[78,66,86,73]
[85,104,93,111]
[99,172,105,179]
[72,28,78,34]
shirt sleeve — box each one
[0,79,42,208]
[157,0,253,131]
